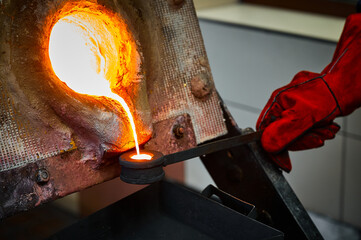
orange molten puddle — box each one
[48,4,143,156]
[130,154,153,160]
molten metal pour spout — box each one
[49,9,144,157]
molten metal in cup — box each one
[119,150,164,184]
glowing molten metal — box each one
[130,153,153,161]
[49,4,145,158]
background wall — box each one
[185,18,361,228]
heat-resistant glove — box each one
[257,14,361,172]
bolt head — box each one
[190,72,214,99]
[173,125,185,139]
[36,169,50,184]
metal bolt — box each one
[36,169,50,184]
[173,125,185,139]
[190,72,214,99]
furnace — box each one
[1,1,323,239]
[0,0,226,218]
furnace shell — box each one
[0,0,153,170]
[0,0,227,219]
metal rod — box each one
[163,131,262,166]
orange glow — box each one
[48,2,142,155]
[130,153,153,161]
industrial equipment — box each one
[0,0,322,238]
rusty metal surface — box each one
[145,114,197,156]
[148,0,227,143]
[0,0,153,217]
[0,153,121,219]
[0,0,154,173]
[0,0,226,218]
[0,79,74,172]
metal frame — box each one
[200,102,323,239]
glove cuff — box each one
[321,14,361,116]
[319,74,344,115]
[324,70,361,116]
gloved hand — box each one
[257,14,361,172]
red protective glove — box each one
[257,14,361,172]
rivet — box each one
[190,72,214,99]
[173,125,185,139]
[36,169,50,184]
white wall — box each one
[193,0,238,9]
[185,19,361,228]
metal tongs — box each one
[164,131,262,166]
[119,131,263,184]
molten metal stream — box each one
[108,92,140,156]
[49,9,146,157]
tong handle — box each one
[163,131,262,166]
